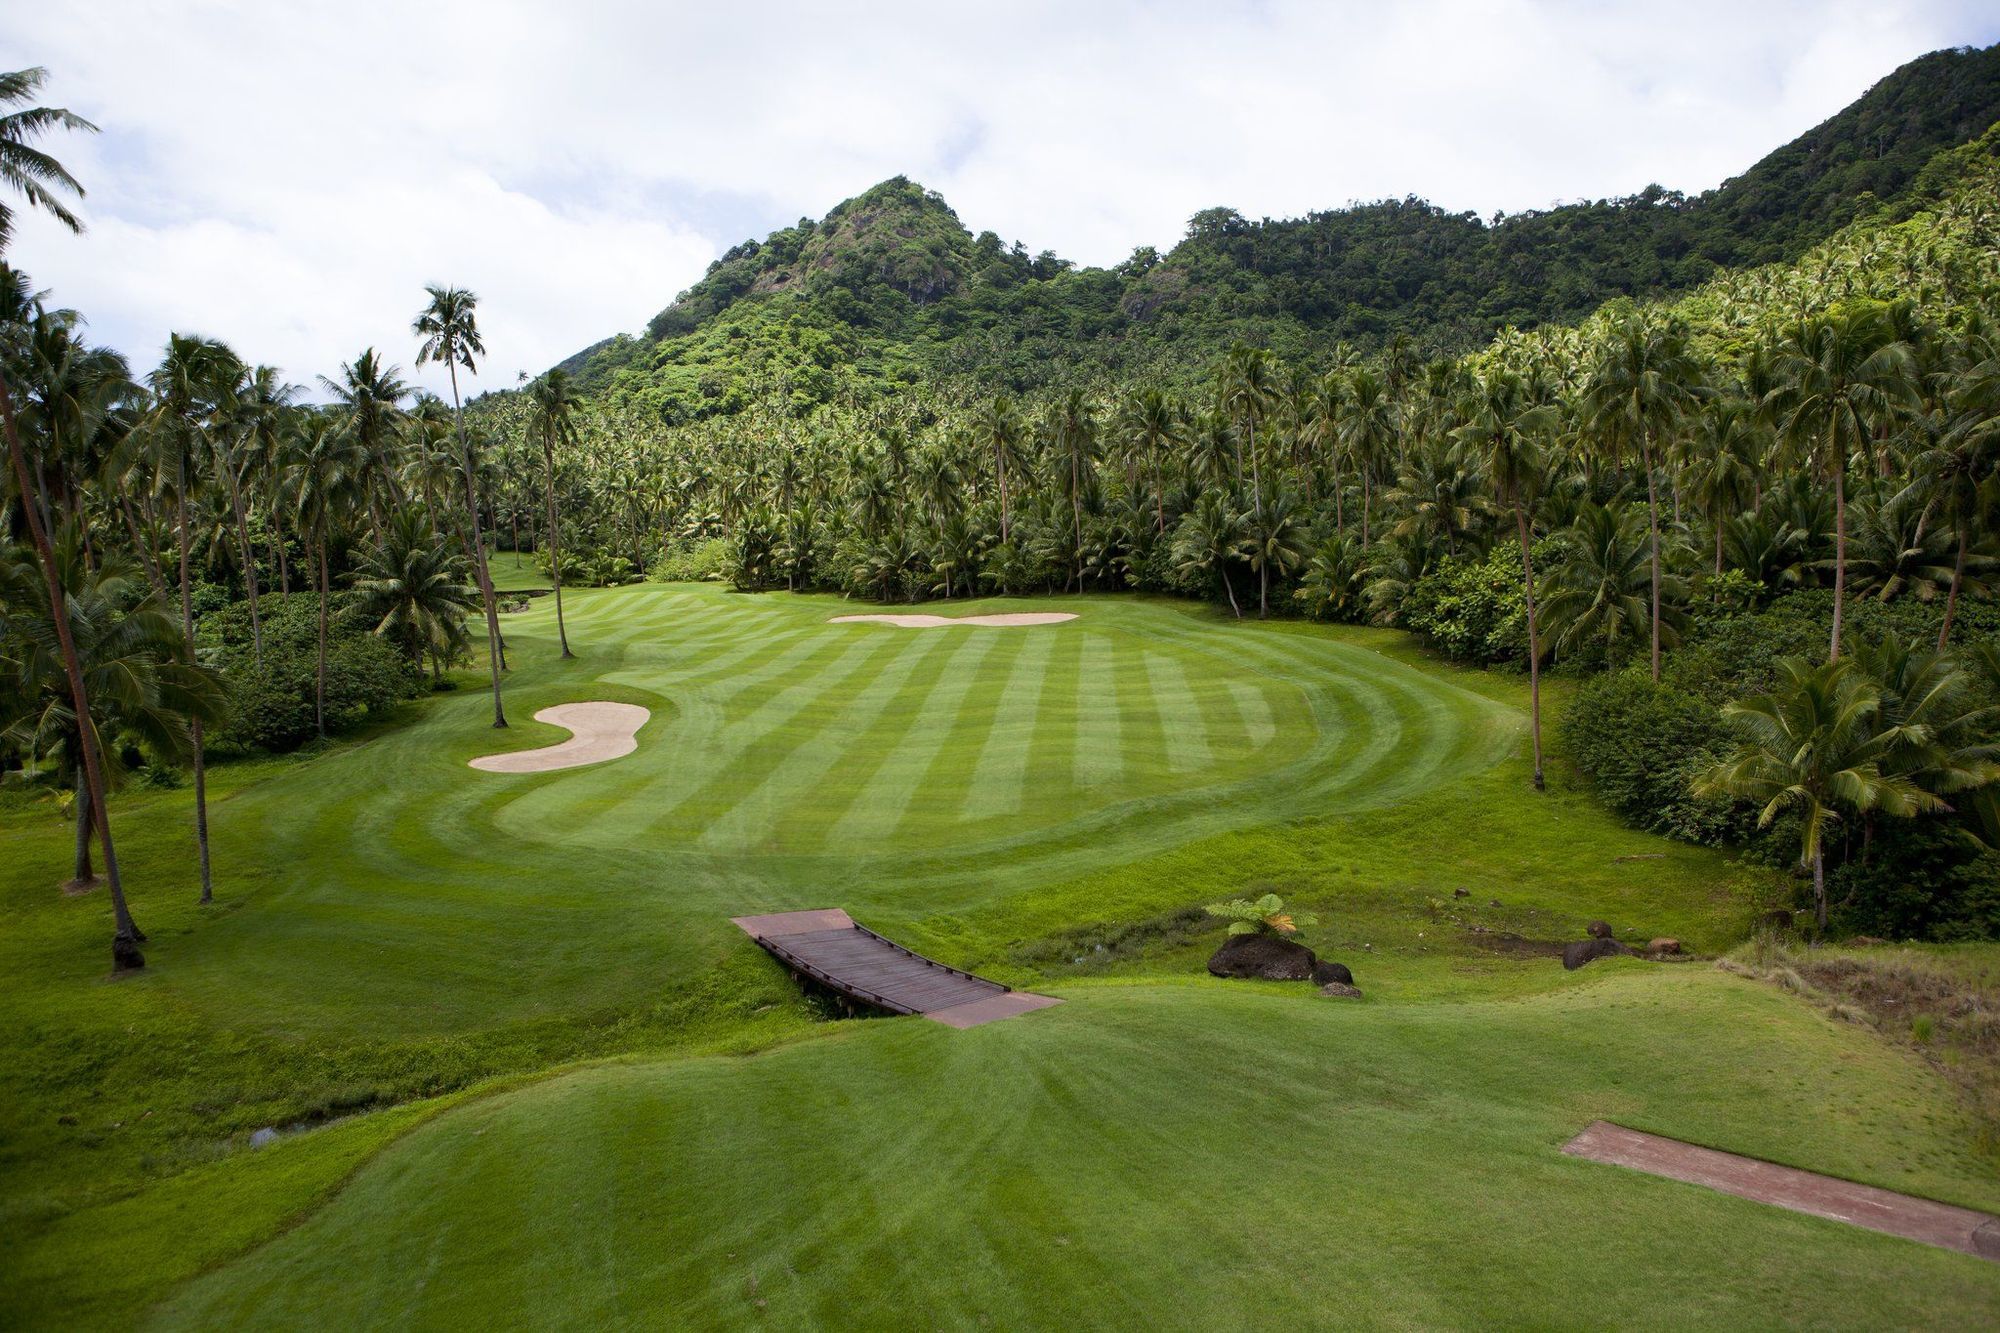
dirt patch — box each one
[1463,927,1566,959]
[829,612,1077,628]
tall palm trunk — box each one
[73,764,94,884]
[2,371,144,968]
[314,532,330,738]
[1219,563,1242,619]
[450,361,508,728]
[115,484,168,595]
[1940,518,1969,649]
[541,431,572,658]
[1641,434,1662,683]
[1516,504,1545,791]
[173,458,215,904]
[270,503,291,594]
[224,464,263,665]
[995,449,1011,545]
[1829,454,1846,663]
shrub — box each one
[650,538,732,583]
[1203,892,1317,937]
[1828,822,2000,942]
[1400,546,1543,665]
[1559,669,1756,845]
[202,593,421,753]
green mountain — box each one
[568,42,2000,420]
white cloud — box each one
[3,1,1994,394]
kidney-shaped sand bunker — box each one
[469,702,651,773]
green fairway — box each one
[2,584,1990,1326]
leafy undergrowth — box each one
[1722,937,2000,1159]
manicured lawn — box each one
[3,583,1985,1326]
[153,978,2000,1328]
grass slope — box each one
[157,978,2000,1329]
[3,583,1981,1326]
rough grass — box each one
[4,583,1982,1327]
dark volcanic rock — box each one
[1208,933,1317,981]
[1312,960,1354,987]
[1587,920,1614,940]
[1562,938,1634,971]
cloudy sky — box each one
[6,1,1997,396]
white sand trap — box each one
[468,702,650,773]
[829,612,1077,628]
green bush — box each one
[1558,669,1756,845]
[650,538,732,583]
[1401,548,1529,665]
[1829,823,2000,942]
[202,593,421,754]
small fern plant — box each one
[1205,892,1317,937]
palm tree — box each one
[1336,366,1395,547]
[526,368,580,657]
[1221,345,1278,574]
[1121,388,1179,535]
[1539,502,1680,666]
[1171,491,1248,618]
[146,332,238,903]
[413,285,506,727]
[977,394,1024,545]
[288,420,365,738]
[347,507,477,682]
[1458,370,1554,787]
[1242,484,1307,618]
[1047,388,1098,591]
[1910,352,2000,646]
[1,532,226,892]
[1583,315,1704,681]
[0,68,94,248]
[1696,657,1941,932]
[1764,306,1918,661]
[318,348,410,529]
[223,364,294,665]
[0,76,145,966]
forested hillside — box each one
[565,42,2000,421]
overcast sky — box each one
[6,1,1997,397]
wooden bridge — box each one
[731,909,1062,1028]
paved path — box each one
[731,909,1061,1028]
[1564,1120,2000,1260]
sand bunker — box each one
[469,702,650,773]
[829,612,1077,628]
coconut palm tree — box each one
[288,420,366,738]
[146,331,240,904]
[1242,484,1307,619]
[413,285,506,727]
[1582,315,1705,681]
[1909,352,2000,646]
[1457,369,1555,787]
[1172,491,1248,618]
[0,67,94,248]
[318,348,409,530]
[526,368,580,657]
[1336,366,1395,547]
[0,77,145,966]
[1,531,225,891]
[1121,388,1179,535]
[1539,502,1680,666]
[977,394,1025,545]
[347,506,477,682]
[1696,657,1942,932]
[1764,305,1918,661]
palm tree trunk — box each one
[116,486,168,596]
[1361,471,1372,548]
[997,454,1011,545]
[1642,437,1662,683]
[225,466,264,666]
[1516,504,1545,791]
[1,370,144,968]
[542,435,572,658]
[450,362,508,727]
[1830,460,1846,663]
[271,505,291,595]
[1940,519,1969,650]
[1812,845,1827,934]
[73,764,94,885]
[315,533,330,738]
[1219,564,1242,619]
[1714,511,1725,577]
[174,460,215,905]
